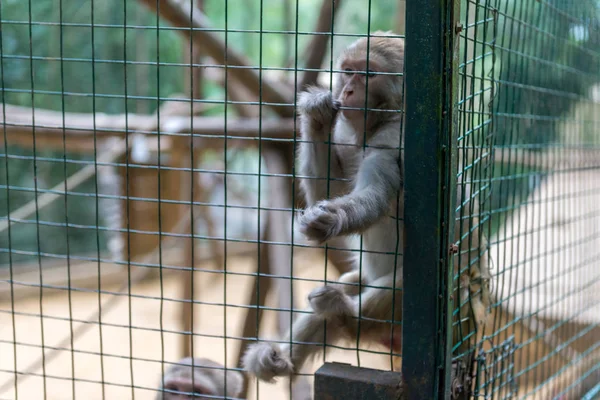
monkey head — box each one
[333,31,405,124]
[157,357,243,400]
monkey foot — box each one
[308,285,354,319]
[242,342,293,383]
[298,201,345,243]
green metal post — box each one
[403,0,460,399]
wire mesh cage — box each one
[0,0,598,399]
[455,0,600,398]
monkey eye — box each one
[367,70,377,78]
[343,68,353,76]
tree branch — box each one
[396,0,406,35]
[137,0,294,117]
[299,0,344,89]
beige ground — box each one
[2,168,599,400]
[0,250,394,400]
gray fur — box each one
[243,32,490,386]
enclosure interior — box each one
[0,0,599,399]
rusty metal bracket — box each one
[450,359,470,400]
[314,362,404,400]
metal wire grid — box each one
[0,1,406,399]
[454,0,498,396]
[1,0,598,399]
[455,0,600,398]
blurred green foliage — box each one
[0,0,186,265]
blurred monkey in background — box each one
[156,357,243,400]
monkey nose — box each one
[344,89,354,98]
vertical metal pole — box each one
[403,0,460,399]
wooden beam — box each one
[4,104,598,171]
[492,148,600,169]
[0,104,295,151]
[235,221,273,399]
[185,0,205,102]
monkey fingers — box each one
[242,342,294,383]
[243,311,347,383]
[297,87,340,129]
[308,285,354,319]
[298,201,346,243]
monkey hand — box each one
[298,200,346,243]
[242,342,294,383]
[297,87,341,131]
[308,286,354,319]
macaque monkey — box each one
[156,357,244,400]
[242,31,491,383]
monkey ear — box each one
[225,370,245,397]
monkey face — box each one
[335,55,404,123]
[161,374,218,399]
[337,58,388,119]
[333,32,405,122]
[157,358,243,400]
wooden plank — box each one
[314,362,403,400]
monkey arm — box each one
[298,129,344,205]
[298,149,400,243]
[333,149,401,235]
[297,86,345,205]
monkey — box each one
[242,31,491,384]
[156,357,244,400]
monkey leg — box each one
[309,274,402,348]
[328,269,365,297]
[308,285,355,319]
[242,309,348,383]
[242,272,367,382]
[243,274,402,383]
[325,235,360,276]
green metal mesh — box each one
[0,1,405,398]
[456,0,600,398]
[0,0,598,399]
